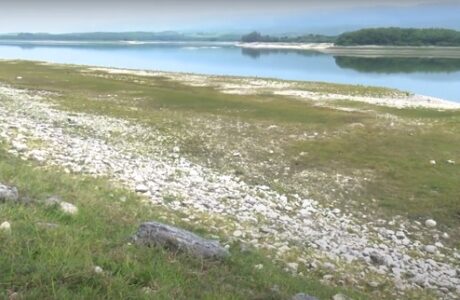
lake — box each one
[0,41,459,102]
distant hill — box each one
[0,32,241,42]
[336,28,460,47]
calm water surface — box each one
[0,42,459,102]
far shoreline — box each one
[237,42,460,58]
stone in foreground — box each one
[291,293,319,300]
[133,221,230,259]
[0,184,19,203]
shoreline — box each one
[4,58,459,109]
[237,42,460,58]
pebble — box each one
[135,184,149,193]
[425,219,437,228]
[332,294,352,300]
[59,202,78,215]
[233,230,243,237]
[254,264,264,270]
[424,245,437,253]
[430,160,437,165]
[287,262,299,272]
[94,266,104,274]
[0,221,11,233]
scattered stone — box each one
[332,208,341,214]
[0,184,19,203]
[323,262,335,270]
[45,195,63,206]
[233,230,243,238]
[323,274,334,281]
[36,222,59,229]
[286,262,299,272]
[370,252,385,265]
[12,141,27,152]
[16,76,22,80]
[424,245,437,254]
[132,221,230,259]
[291,293,319,300]
[60,202,78,215]
[332,293,352,300]
[447,160,455,165]
[0,221,11,233]
[367,281,380,288]
[429,160,437,165]
[172,146,180,153]
[254,264,264,270]
[94,266,104,274]
[442,232,450,239]
[135,184,149,193]
[425,219,437,228]
[395,231,406,239]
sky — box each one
[1,0,459,34]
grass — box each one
[0,145,362,299]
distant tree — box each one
[241,31,336,43]
[336,28,460,46]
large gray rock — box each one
[0,184,19,203]
[133,221,230,259]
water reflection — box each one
[334,56,460,74]
[241,47,325,59]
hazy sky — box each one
[1,0,459,34]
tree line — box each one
[335,28,460,46]
[240,31,336,43]
[241,28,460,47]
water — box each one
[0,41,459,102]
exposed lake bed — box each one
[1,60,460,299]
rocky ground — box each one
[1,68,459,299]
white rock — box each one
[172,146,180,153]
[425,219,437,228]
[286,262,298,272]
[442,232,450,239]
[135,184,149,193]
[332,208,341,214]
[233,230,243,237]
[447,160,455,164]
[254,264,264,270]
[424,245,437,253]
[395,231,406,239]
[94,266,104,274]
[60,202,78,215]
[332,293,352,300]
[12,141,28,152]
[0,221,11,233]
[429,160,436,165]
